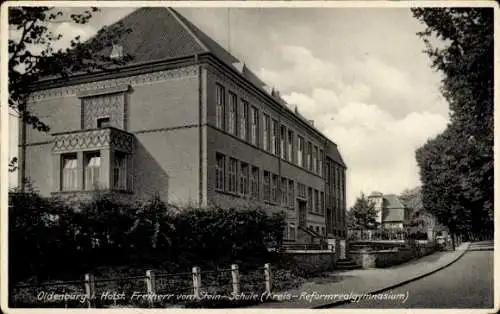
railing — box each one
[348,229,409,241]
[11,263,274,308]
[281,243,329,251]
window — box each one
[307,187,313,212]
[215,153,225,191]
[298,183,306,199]
[313,146,318,173]
[85,152,101,190]
[307,142,312,170]
[314,190,319,213]
[240,100,248,141]
[113,151,127,190]
[325,161,330,184]
[271,174,279,203]
[215,84,225,130]
[325,188,330,208]
[263,114,270,151]
[321,227,326,236]
[297,136,304,167]
[281,177,288,206]
[61,154,77,191]
[250,106,259,146]
[287,130,293,162]
[97,117,111,128]
[289,224,296,240]
[263,171,270,201]
[280,126,286,159]
[240,162,249,196]
[228,92,237,135]
[271,119,278,155]
[313,190,319,213]
[288,180,294,208]
[228,158,238,193]
[319,150,324,177]
[251,166,260,200]
[315,226,320,235]
[320,191,324,214]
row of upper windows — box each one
[215,84,325,177]
[215,152,325,214]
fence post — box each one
[231,264,240,294]
[146,270,155,307]
[84,273,95,308]
[264,263,271,294]
[192,266,201,299]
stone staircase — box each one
[335,258,360,270]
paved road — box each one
[337,241,494,309]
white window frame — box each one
[85,152,101,190]
[61,155,78,191]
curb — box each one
[313,242,471,309]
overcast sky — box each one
[8,6,449,207]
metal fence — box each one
[11,263,274,308]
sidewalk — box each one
[250,242,470,308]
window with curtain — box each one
[85,152,101,190]
[240,100,248,141]
[250,106,259,146]
[61,154,78,191]
[297,136,304,167]
[113,151,127,190]
[263,114,270,151]
[228,92,237,135]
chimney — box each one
[308,120,315,127]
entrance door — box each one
[298,200,307,228]
[340,239,346,259]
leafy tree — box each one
[347,193,379,230]
[8,7,133,179]
[412,8,494,245]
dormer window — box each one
[97,117,111,128]
[110,44,124,59]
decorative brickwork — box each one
[29,66,199,101]
[52,128,135,153]
[82,93,125,129]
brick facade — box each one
[18,7,347,244]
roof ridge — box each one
[166,7,210,53]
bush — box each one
[9,191,286,286]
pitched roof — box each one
[95,7,268,91]
[96,7,207,63]
[86,7,346,165]
[383,194,405,209]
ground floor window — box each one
[84,152,101,190]
[113,151,128,190]
[61,154,78,191]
